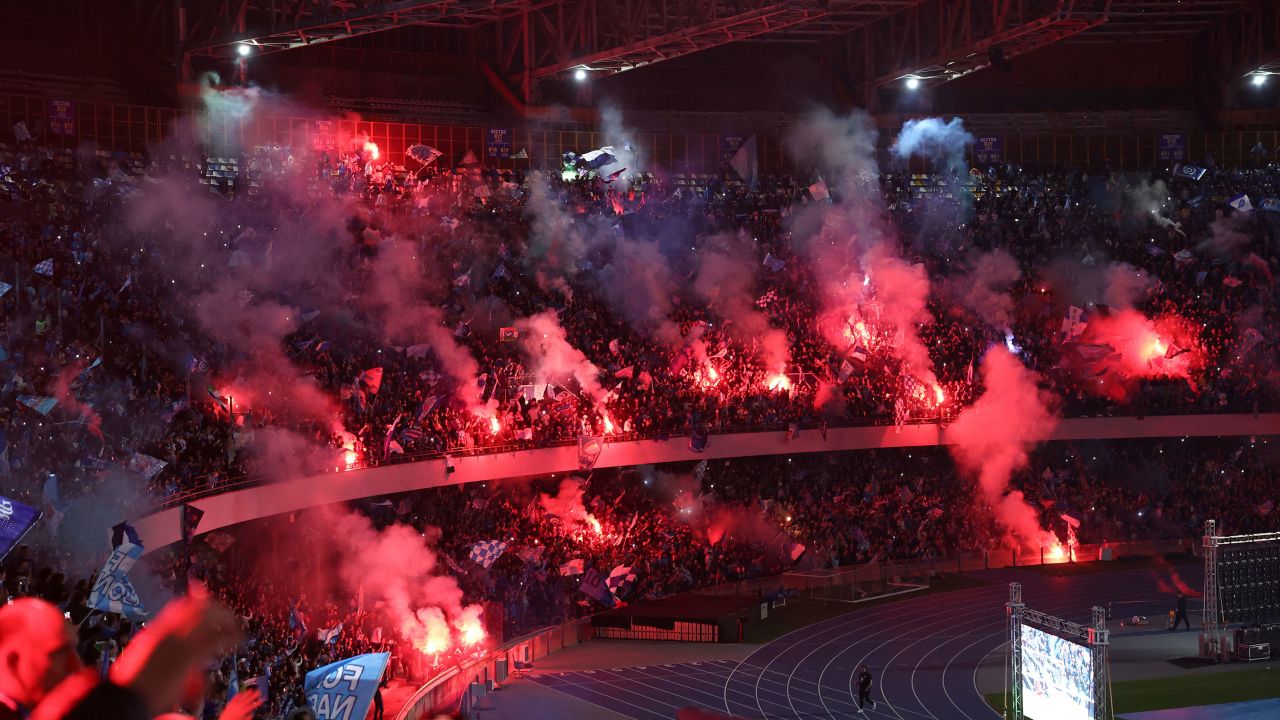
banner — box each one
[304,652,390,720]
[1157,133,1187,163]
[486,128,512,159]
[47,99,75,136]
[973,136,1002,165]
[0,495,41,561]
[721,136,746,165]
[181,504,205,542]
[729,135,758,190]
[577,435,603,472]
[87,542,147,620]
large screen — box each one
[1021,624,1094,720]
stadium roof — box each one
[179,0,1275,103]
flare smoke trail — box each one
[599,238,682,346]
[784,109,939,385]
[327,508,486,655]
[516,311,605,398]
[891,117,974,175]
[947,348,1059,549]
[1043,256,1152,310]
[694,243,790,372]
[947,250,1022,328]
[538,477,600,533]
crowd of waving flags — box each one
[466,535,639,606]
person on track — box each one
[857,665,876,712]
[1170,592,1191,631]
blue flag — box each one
[1172,163,1206,181]
[87,541,147,620]
[0,495,42,561]
[226,660,240,702]
[304,652,390,720]
[289,602,308,639]
[110,521,143,548]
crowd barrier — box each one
[133,412,1280,552]
[394,537,1194,719]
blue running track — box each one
[530,565,1201,719]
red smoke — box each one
[539,477,603,536]
[948,348,1060,550]
[330,510,486,660]
[1070,310,1202,399]
[50,362,104,440]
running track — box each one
[530,565,1201,719]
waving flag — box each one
[304,653,389,720]
[578,146,617,170]
[406,144,443,166]
[1229,194,1253,212]
[33,258,54,277]
[289,602,308,639]
[469,540,508,569]
[578,567,613,606]
[560,559,585,576]
[458,149,479,166]
[1172,163,1206,181]
[42,475,68,537]
[88,528,147,620]
[318,622,344,644]
[606,565,637,597]
[359,367,383,395]
[127,452,169,481]
[808,179,830,202]
[17,395,58,416]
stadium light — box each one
[1251,73,1268,87]
[237,43,253,57]
[905,77,921,91]
[574,68,588,82]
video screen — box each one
[1021,624,1094,720]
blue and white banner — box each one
[318,622,344,644]
[1229,194,1253,212]
[1259,197,1280,212]
[0,495,41,561]
[1157,133,1187,162]
[486,128,512,159]
[304,652,390,720]
[974,136,1003,165]
[87,542,147,620]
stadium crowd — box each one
[3,117,1280,719]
